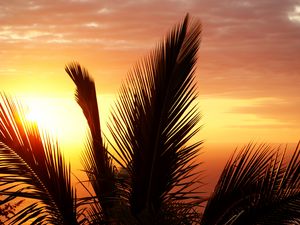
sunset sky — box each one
[1,0,300,187]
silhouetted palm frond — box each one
[0,94,78,225]
[2,13,299,225]
[65,63,117,222]
[201,143,300,225]
[108,14,202,220]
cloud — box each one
[288,5,300,22]
[1,0,299,144]
[229,97,300,126]
[190,0,300,98]
[84,22,105,28]
[0,0,299,100]
[97,8,112,15]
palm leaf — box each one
[108,14,202,219]
[201,143,300,225]
[0,94,78,225]
[65,63,117,222]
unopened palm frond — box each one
[65,63,117,222]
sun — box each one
[25,107,50,128]
[24,101,58,134]
[20,96,80,138]
[20,95,117,160]
[20,96,87,145]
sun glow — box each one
[20,96,87,158]
[23,98,64,135]
[25,105,56,131]
[20,94,117,164]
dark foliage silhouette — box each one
[65,63,117,223]
[0,94,78,224]
[201,143,300,225]
[0,14,299,225]
[107,14,202,222]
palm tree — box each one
[201,143,300,225]
[0,94,79,224]
[0,14,299,224]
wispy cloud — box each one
[288,5,300,22]
[0,0,299,99]
[228,97,300,126]
[0,0,299,144]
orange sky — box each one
[1,0,300,188]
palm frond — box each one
[65,63,117,222]
[201,143,300,225]
[0,94,78,225]
[108,14,202,218]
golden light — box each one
[22,98,63,135]
[20,96,85,156]
[25,105,55,131]
[19,94,117,168]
